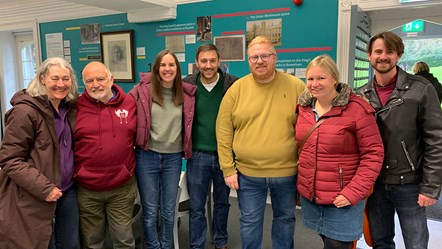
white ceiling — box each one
[0,0,189,8]
[359,1,442,34]
[0,0,208,31]
[1,0,442,33]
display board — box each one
[39,0,339,92]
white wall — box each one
[337,0,442,84]
[0,32,20,111]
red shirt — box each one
[374,74,397,107]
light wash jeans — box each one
[136,150,182,249]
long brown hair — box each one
[151,50,184,106]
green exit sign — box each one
[402,20,424,33]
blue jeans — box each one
[366,182,429,249]
[136,150,182,249]
[48,185,80,249]
[187,151,231,249]
[237,173,297,249]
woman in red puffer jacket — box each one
[296,54,384,249]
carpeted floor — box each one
[115,196,322,249]
[426,198,442,221]
[177,197,323,249]
[111,195,442,249]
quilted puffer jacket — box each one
[296,83,384,205]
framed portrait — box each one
[100,30,135,82]
[214,35,245,62]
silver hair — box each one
[26,57,78,103]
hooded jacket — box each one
[74,84,136,191]
[415,70,442,103]
[296,84,384,205]
[0,90,76,249]
[129,72,196,159]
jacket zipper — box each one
[312,128,319,200]
[401,140,416,171]
[375,98,404,118]
[339,166,343,190]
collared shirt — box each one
[311,99,319,122]
[374,74,397,107]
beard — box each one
[87,86,111,102]
[372,58,396,74]
[251,64,276,83]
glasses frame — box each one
[248,53,275,63]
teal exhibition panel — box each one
[39,0,338,92]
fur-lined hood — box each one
[298,82,353,107]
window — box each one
[15,33,36,89]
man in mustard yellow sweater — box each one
[216,36,305,249]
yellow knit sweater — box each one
[216,71,305,177]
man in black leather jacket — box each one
[359,31,442,249]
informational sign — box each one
[45,33,64,58]
[402,20,424,33]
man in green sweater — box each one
[183,44,238,249]
[216,36,305,249]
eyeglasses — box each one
[248,53,275,63]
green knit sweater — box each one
[192,74,224,151]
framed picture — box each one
[197,16,212,41]
[80,23,100,45]
[246,18,282,47]
[214,35,245,62]
[100,30,135,82]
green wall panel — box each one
[40,0,338,93]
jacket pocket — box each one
[400,140,416,171]
[75,163,131,190]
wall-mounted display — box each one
[100,30,135,82]
[197,16,212,41]
[39,0,339,91]
[246,18,282,47]
[166,35,185,53]
[214,35,245,61]
[81,23,100,45]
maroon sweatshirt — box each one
[74,84,136,191]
